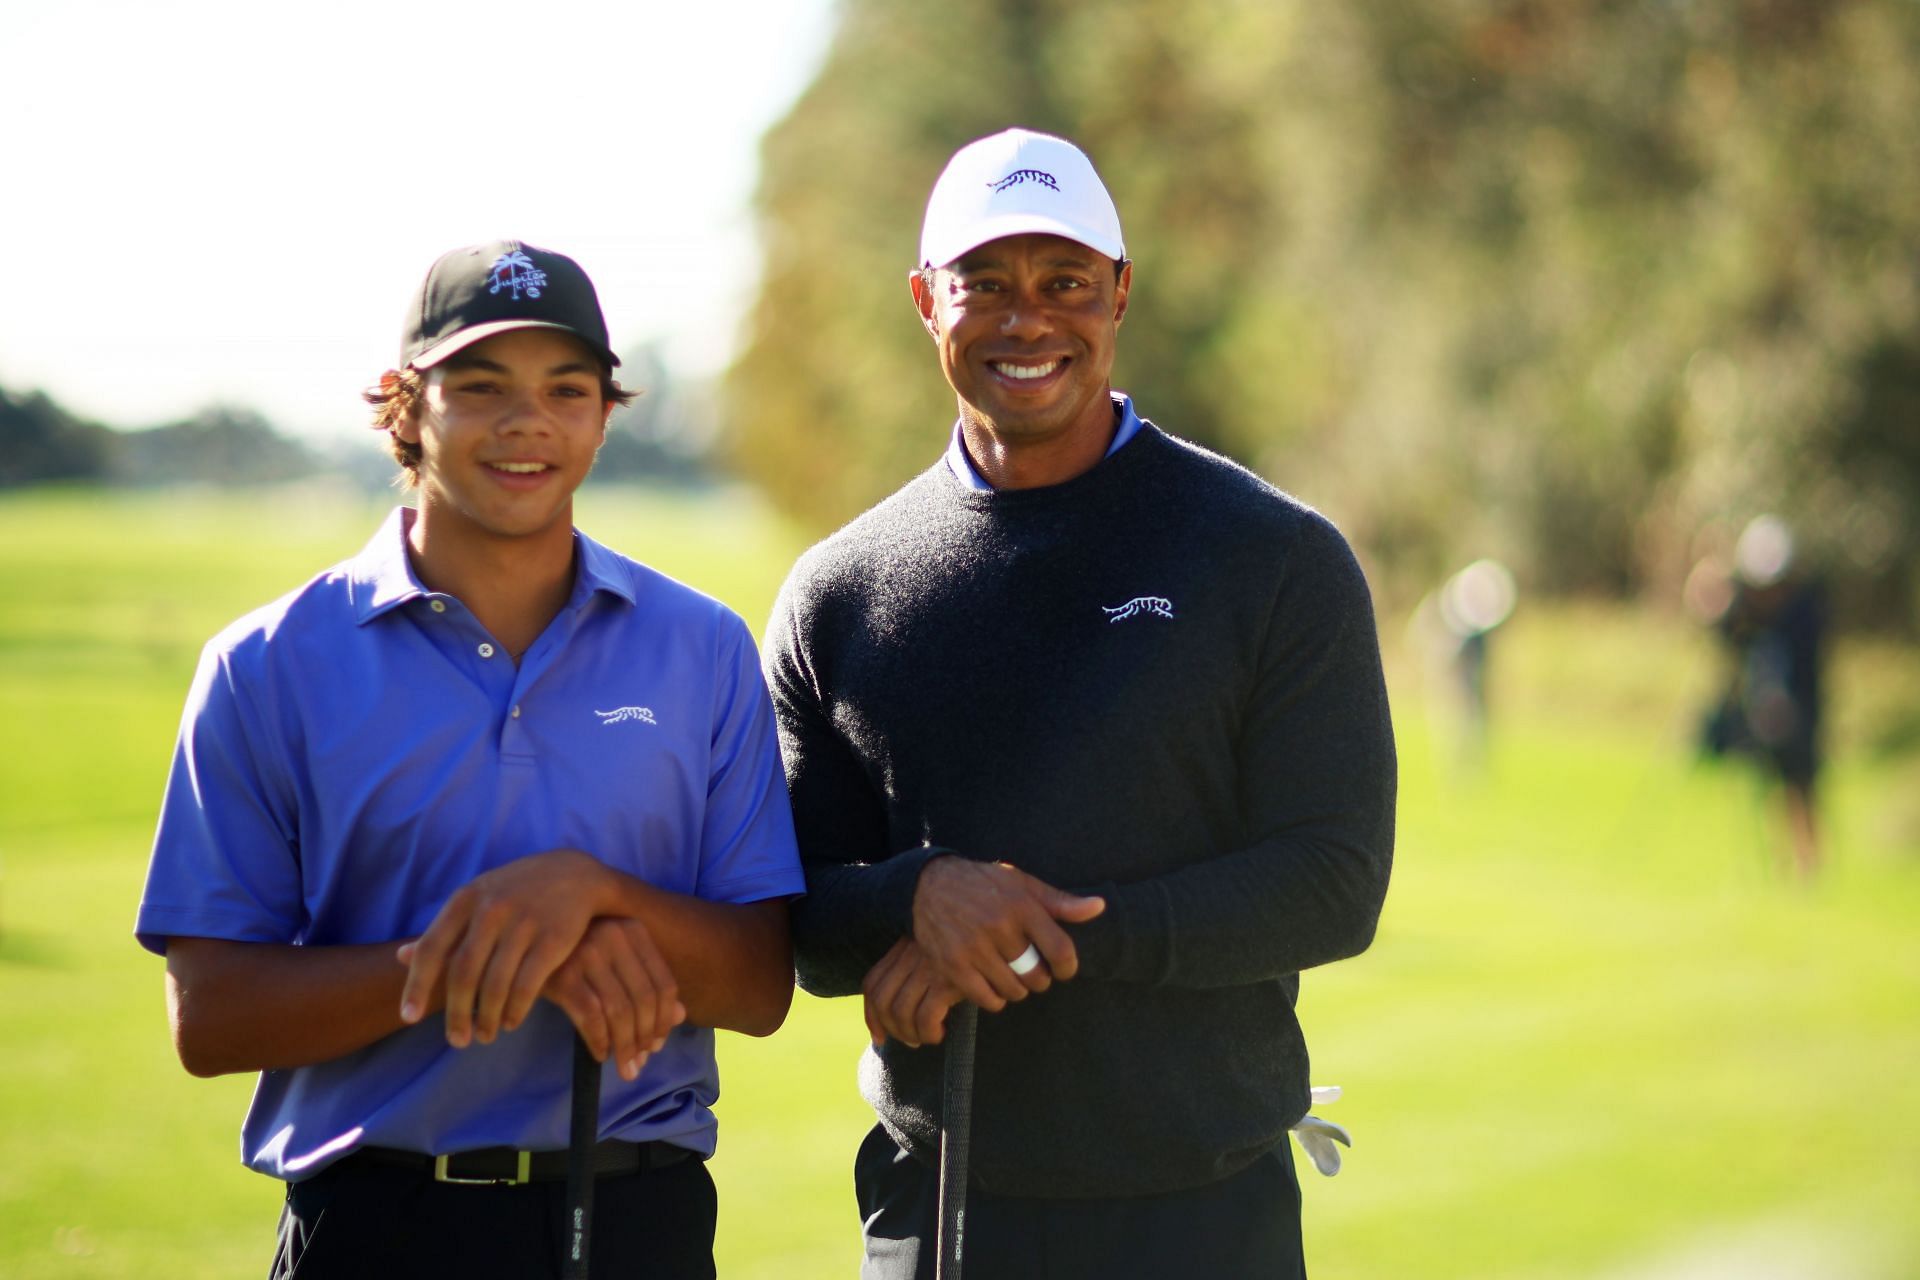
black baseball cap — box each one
[401,240,620,371]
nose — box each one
[998,286,1053,341]
[498,387,557,433]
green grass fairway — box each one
[2,485,1915,1278]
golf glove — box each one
[1290,1085,1352,1177]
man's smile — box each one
[990,358,1064,381]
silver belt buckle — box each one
[433,1150,532,1186]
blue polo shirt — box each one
[944,390,1143,489]
[137,507,805,1181]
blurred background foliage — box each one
[725,0,1920,631]
[3,0,1914,632]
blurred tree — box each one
[590,343,721,487]
[728,0,1920,629]
[111,407,319,486]
[0,388,112,486]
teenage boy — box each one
[137,240,803,1279]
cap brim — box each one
[410,320,621,370]
[922,212,1126,270]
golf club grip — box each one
[562,1032,600,1280]
[936,1003,980,1280]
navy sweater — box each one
[765,421,1396,1198]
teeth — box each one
[492,462,548,474]
[995,360,1059,380]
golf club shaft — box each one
[936,1002,979,1280]
[562,1031,600,1280]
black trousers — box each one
[270,1153,716,1280]
[854,1123,1307,1280]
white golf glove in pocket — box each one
[1290,1085,1353,1177]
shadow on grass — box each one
[0,927,73,969]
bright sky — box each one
[2,0,834,442]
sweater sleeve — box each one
[1069,514,1396,987]
[763,577,948,998]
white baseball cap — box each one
[918,128,1126,269]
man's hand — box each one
[543,918,685,1081]
[911,857,1104,1011]
[863,938,965,1047]
[398,849,615,1049]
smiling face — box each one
[912,232,1131,461]
[395,327,612,548]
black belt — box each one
[344,1140,694,1186]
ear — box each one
[909,268,940,340]
[1112,260,1133,328]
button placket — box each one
[500,685,537,753]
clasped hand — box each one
[863,857,1103,1047]
[396,850,683,1080]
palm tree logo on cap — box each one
[488,251,548,301]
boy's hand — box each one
[398,849,614,1048]
[543,917,684,1080]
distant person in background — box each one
[136,241,803,1279]
[1689,515,1828,877]
[1410,558,1517,775]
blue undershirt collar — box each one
[944,391,1141,491]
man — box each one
[136,240,804,1279]
[764,130,1396,1277]
[1695,514,1826,876]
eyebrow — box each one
[442,354,599,378]
[953,252,1100,273]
